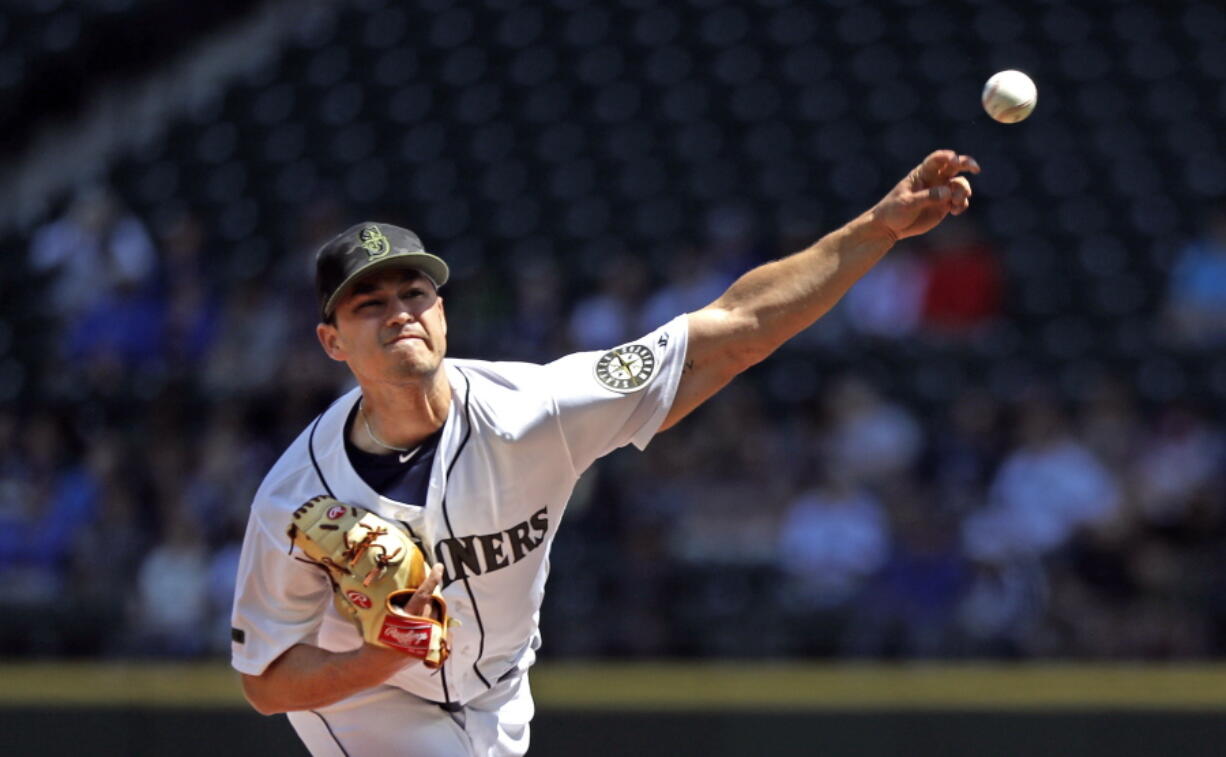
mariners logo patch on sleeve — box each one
[594,343,657,393]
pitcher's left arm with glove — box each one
[287,496,454,668]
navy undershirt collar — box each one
[343,400,442,505]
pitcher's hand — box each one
[872,150,981,241]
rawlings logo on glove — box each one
[380,623,433,648]
[287,496,454,668]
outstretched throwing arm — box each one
[660,150,981,432]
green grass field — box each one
[4,661,1225,711]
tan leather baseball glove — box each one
[287,495,452,668]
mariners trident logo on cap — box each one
[358,225,391,259]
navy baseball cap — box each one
[315,222,450,320]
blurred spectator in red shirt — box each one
[918,216,1003,337]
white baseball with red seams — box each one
[982,70,1038,123]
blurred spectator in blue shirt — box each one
[29,187,167,372]
[1165,198,1226,347]
[202,280,294,397]
[845,491,969,658]
[129,510,211,657]
[968,395,1121,556]
[568,252,648,351]
[159,210,223,373]
[822,376,923,487]
[0,412,100,654]
[501,252,567,362]
[1134,403,1225,527]
[28,186,157,322]
[777,471,890,610]
[840,245,926,340]
[638,244,733,335]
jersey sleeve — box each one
[229,492,333,676]
[546,314,689,474]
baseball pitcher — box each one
[231,150,979,755]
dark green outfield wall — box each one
[4,664,1226,755]
[2,708,1225,757]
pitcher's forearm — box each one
[708,209,897,363]
[241,643,412,715]
[662,151,978,432]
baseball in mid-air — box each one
[981,70,1038,123]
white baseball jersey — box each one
[230,316,688,754]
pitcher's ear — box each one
[316,322,346,362]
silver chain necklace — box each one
[360,399,421,460]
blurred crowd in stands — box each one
[2,182,1223,661]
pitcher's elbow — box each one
[241,674,286,716]
[723,338,774,374]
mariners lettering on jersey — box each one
[434,507,548,586]
[594,343,657,393]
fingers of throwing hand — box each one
[918,150,957,185]
[918,151,981,186]
[949,176,972,214]
[917,175,972,217]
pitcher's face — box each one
[317,268,447,385]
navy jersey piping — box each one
[309,710,350,757]
[308,409,336,497]
[442,368,493,689]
